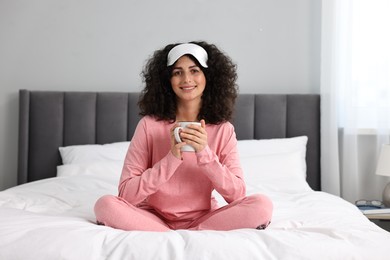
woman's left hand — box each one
[179,119,208,152]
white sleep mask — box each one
[167,43,208,68]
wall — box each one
[0,0,321,190]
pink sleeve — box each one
[118,118,182,205]
[196,125,246,203]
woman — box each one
[94,41,273,231]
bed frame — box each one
[18,90,321,190]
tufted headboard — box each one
[18,90,321,190]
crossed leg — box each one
[94,193,273,232]
[189,194,273,231]
[94,195,170,232]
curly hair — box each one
[138,41,238,124]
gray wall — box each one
[0,0,321,190]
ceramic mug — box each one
[173,122,201,152]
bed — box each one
[0,89,389,259]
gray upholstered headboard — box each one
[18,90,321,190]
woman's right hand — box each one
[170,123,186,159]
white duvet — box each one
[0,164,389,260]
[1,138,390,260]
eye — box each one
[190,68,200,74]
[172,70,182,76]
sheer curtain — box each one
[321,0,390,202]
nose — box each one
[182,72,192,83]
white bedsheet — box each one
[0,169,389,260]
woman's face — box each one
[170,55,206,105]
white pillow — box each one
[59,141,130,165]
[57,162,123,181]
[237,136,311,193]
[58,137,311,194]
[237,136,308,176]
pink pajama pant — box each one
[94,194,273,232]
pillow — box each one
[59,141,130,165]
[58,137,310,194]
[57,162,123,180]
[237,136,308,177]
[241,152,312,193]
[236,136,311,194]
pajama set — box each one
[94,116,272,231]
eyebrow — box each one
[172,65,200,70]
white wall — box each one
[0,0,321,190]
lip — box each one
[180,86,196,91]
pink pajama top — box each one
[118,116,245,223]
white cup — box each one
[173,121,201,152]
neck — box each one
[176,100,200,122]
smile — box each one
[180,86,196,91]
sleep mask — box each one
[167,43,208,68]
